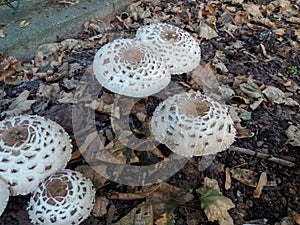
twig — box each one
[229,146,296,167]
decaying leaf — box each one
[146,182,194,219]
[92,196,110,217]
[263,85,299,107]
[253,172,267,198]
[285,125,300,147]
[112,202,153,225]
[1,90,36,116]
[230,168,258,187]
[191,63,221,97]
[197,177,235,225]
[198,22,218,40]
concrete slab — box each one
[0,0,134,59]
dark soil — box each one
[0,0,299,225]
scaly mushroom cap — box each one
[28,169,95,225]
[0,115,72,196]
[150,92,235,157]
[0,177,9,216]
[136,23,201,74]
[93,38,171,97]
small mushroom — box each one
[0,177,9,216]
[150,92,235,157]
[0,115,72,196]
[136,23,201,74]
[93,38,171,97]
[27,169,95,225]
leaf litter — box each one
[0,0,300,224]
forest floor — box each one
[0,0,300,225]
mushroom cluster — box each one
[150,92,236,157]
[93,23,201,97]
[28,169,95,225]
[0,115,72,196]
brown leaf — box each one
[225,168,231,190]
[253,172,267,198]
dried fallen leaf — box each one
[146,182,193,219]
[198,22,218,40]
[225,168,231,190]
[263,85,299,107]
[191,63,221,97]
[197,177,235,225]
[92,196,110,217]
[112,202,153,225]
[1,90,36,116]
[20,20,31,28]
[253,172,267,198]
[285,125,300,147]
[230,168,258,187]
[295,214,300,225]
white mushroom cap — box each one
[136,23,201,74]
[93,38,171,97]
[0,177,9,216]
[28,169,95,225]
[150,92,235,157]
[0,115,72,196]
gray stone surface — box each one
[0,0,134,59]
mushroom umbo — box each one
[0,115,72,196]
[0,177,9,216]
[136,23,201,74]
[28,169,95,225]
[93,38,171,97]
[150,92,235,157]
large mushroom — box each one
[0,177,9,216]
[27,169,95,225]
[136,23,201,74]
[92,38,171,97]
[0,115,72,196]
[150,92,235,157]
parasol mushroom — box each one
[27,169,95,225]
[0,115,72,196]
[150,92,235,157]
[136,23,201,74]
[92,38,171,97]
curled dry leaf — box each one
[253,172,267,198]
[197,177,235,225]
